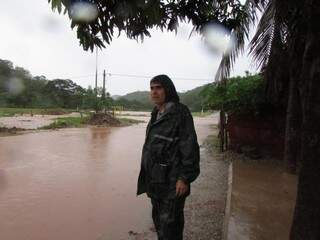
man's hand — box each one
[176,179,189,197]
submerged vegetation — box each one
[39,115,143,130]
[40,116,90,129]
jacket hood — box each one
[150,75,180,103]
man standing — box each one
[137,75,200,240]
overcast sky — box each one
[0,0,257,95]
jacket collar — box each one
[151,102,176,124]
[146,102,178,137]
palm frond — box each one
[249,0,290,104]
[215,0,265,82]
[249,1,276,69]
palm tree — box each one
[217,1,320,238]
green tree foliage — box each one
[1,58,209,111]
[0,59,49,107]
[80,85,97,109]
[0,58,106,110]
[49,0,249,51]
[201,74,271,115]
[45,79,85,108]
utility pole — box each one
[102,69,106,100]
[95,47,98,96]
[219,77,227,152]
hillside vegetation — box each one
[1,58,209,112]
[120,85,209,112]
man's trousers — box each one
[151,197,186,240]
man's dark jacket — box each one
[137,102,200,199]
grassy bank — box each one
[40,116,89,129]
[40,116,143,129]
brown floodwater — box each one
[0,114,217,240]
[0,125,151,240]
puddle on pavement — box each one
[228,160,297,240]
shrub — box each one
[201,74,272,115]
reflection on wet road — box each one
[0,114,217,240]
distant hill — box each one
[117,91,152,110]
[180,84,210,112]
[111,95,121,100]
[121,91,150,103]
[118,85,210,112]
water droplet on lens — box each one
[7,78,25,95]
[70,2,99,23]
[202,23,235,55]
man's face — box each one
[150,82,166,106]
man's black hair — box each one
[150,75,180,103]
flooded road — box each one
[0,114,217,240]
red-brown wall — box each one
[227,113,285,157]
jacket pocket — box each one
[150,163,170,184]
[151,134,179,163]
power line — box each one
[58,74,96,79]
[107,72,213,81]
[60,72,213,82]
[108,73,152,79]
